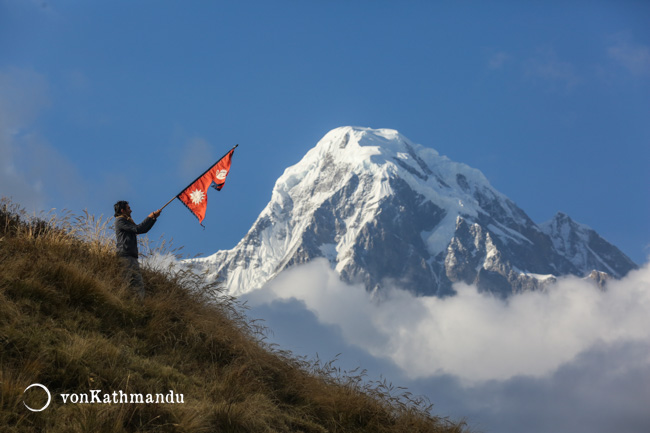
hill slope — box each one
[0,200,467,433]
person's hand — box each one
[149,209,162,219]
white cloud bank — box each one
[248,259,650,383]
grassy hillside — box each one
[0,200,468,433]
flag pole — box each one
[159,144,238,211]
[159,196,176,211]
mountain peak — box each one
[197,127,636,296]
[540,211,635,278]
[289,126,494,201]
[319,126,409,150]
[549,211,581,225]
[305,126,431,171]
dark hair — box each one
[114,200,129,217]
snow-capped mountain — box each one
[197,126,637,297]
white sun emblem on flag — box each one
[189,189,205,205]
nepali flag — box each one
[177,145,237,225]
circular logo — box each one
[23,383,52,412]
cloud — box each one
[487,51,510,70]
[178,137,216,179]
[0,67,50,131]
[0,67,87,212]
[0,68,50,209]
[607,34,650,76]
[524,48,580,89]
[406,341,650,433]
[244,261,650,432]
[248,259,650,383]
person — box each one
[114,200,161,299]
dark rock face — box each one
[340,177,447,295]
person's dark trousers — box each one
[121,256,145,300]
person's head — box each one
[114,200,131,217]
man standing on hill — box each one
[114,201,161,299]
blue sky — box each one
[1,0,649,264]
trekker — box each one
[114,200,161,299]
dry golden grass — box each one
[0,198,469,433]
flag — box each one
[177,145,237,224]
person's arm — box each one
[136,209,162,234]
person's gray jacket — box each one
[115,215,156,258]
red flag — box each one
[177,146,237,224]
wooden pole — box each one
[159,195,176,211]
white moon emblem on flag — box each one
[189,189,205,205]
[216,169,228,181]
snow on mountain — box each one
[195,126,637,297]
